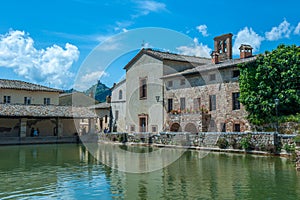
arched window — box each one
[119,90,123,100]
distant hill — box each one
[85,80,111,103]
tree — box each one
[239,44,300,125]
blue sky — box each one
[0,0,299,90]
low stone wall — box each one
[100,132,297,154]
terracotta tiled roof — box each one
[0,79,62,92]
[0,104,97,118]
[143,48,211,63]
[124,48,211,70]
[162,56,257,79]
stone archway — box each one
[184,123,198,134]
[170,123,181,132]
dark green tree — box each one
[239,44,300,125]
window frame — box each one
[232,70,240,78]
[167,80,173,88]
[193,98,201,112]
[180,97,186,111]
[24,97,31,105]
[209,95,216,111]
[139,77,147,100]
[4,96,11,104]
[232,92,240,110]
[167,98,173,113]
[180,79,186,86]
[44,97,51,105]
[118,90,123,100]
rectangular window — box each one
[232,70,240,78]
[221,123,226,132]
[232,92,240,110]
[130,125,135,132]
[209,74,216,81]
[151,125,158,133]
[167,80,173,88]
[180,97,186,111]
[234,124,240,132]
[115,110,119,121]
[4,96,11,104]
[167,98,173,112]
[139,77,147,99]
[209,95,216,111]
[105,115,108,123]
[44,98,50,105]
[24,97,31,105]
[193,98,201,111]
[180,79,185,86]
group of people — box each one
[30,128,39,137]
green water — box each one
[0,144,299,199]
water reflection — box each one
[0,144,299,199]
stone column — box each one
[89,118,95,134]
[20,118,27,137]
[57,119,63,137]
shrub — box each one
[293,135,300,143]
[217,138,229,149]
[240,135,252,150]
[283,143,296,153]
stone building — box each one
[163,34,255,133]
[0,79,97,143]
[111,48,210,133]
[111,33,256,133]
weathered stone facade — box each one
[111,33,256,134]
[164,73,251,133]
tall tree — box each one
[239,44,300,125]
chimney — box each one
[106,95,111,103]
[213,33,233,61]
[211,51,219,64]
[239,44,253,58]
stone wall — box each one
[102,132,298,154]
[164,80,251,133]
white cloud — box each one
[176,38,211,58]
[0,30,79,88]
[113,21,133,32]
[294,22,300,35]
[196,24,209,37]
[75,71,109,91]
[133,0,167,18]
[233,27,264,55]
[265,19,292,41]
[81,71,108,82]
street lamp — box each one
[274,98,279,133]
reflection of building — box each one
[111,33,255,133]
[0,79,97,144]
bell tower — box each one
[213,33,233,61]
